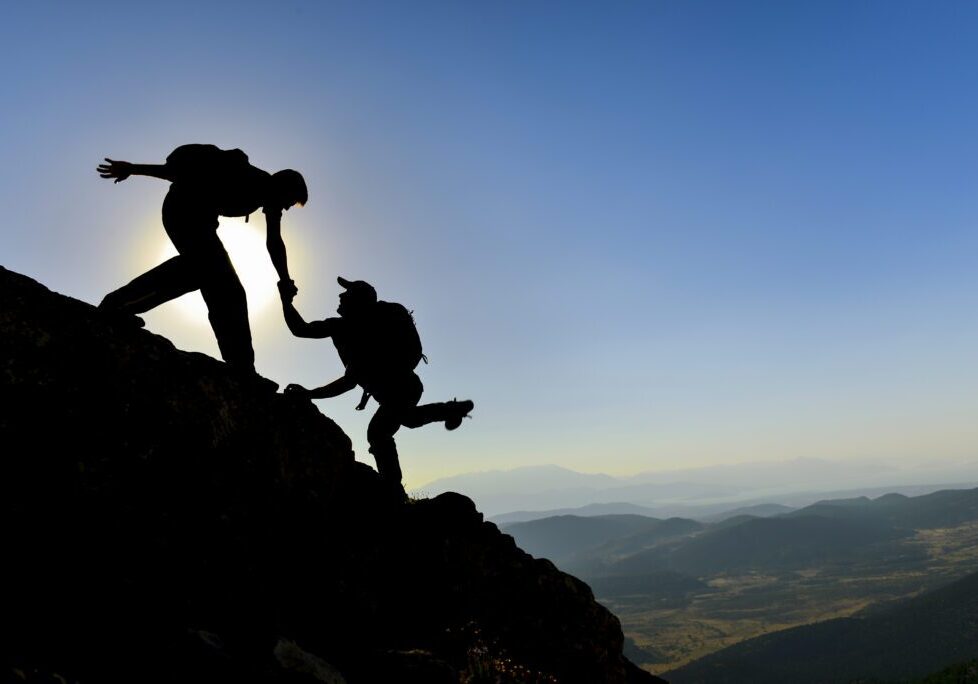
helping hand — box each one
[97,158,134,183]
[277,279,298,302]
[283,383,310,397]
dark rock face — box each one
[0,266,661,684]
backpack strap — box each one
[406,308,428,364]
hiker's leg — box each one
[400,402,453,428]
[196,244,253,370]
[374,374,424,427]
[402,399,474,430]
[367,405,404,485]
[99,256,197,314]
[373,374,472,430]
[163,190,254,370]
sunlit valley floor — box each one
[617,520,978,672]
[499,490,978,680]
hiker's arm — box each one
[265,211,295,296]
[278,284,338,338]
[284,374,357,400]
[97,159,176,183]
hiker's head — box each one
[271,169,308,210]
[337,277,377,318]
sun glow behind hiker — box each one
[152,217,279,321]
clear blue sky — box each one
[3,1,978,487]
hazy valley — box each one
[498,486,978,681]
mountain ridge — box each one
[430,459,978,523]
[0,265,659,684]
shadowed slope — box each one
[0,266,660,684]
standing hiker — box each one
[97,144,307,372]
[279,276,474,495]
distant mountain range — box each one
[785,487,978,529]
[492,501,796,525]
[493,501,667,525]
[502,486,978,584]
[416,462,978,518]
[502,515,703,569]
[499,514,668,564]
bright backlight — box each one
[157,217,277,324]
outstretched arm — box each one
[278,281,338,338]
[265,211,295,292]
[97,159,176,183]
[284,373,357,400]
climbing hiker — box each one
[97,144,307,372]
[279,276,474,496]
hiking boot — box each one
[235,368,279,394]
[444,399,474,431]
[102,309,146,328]
[97,299,147,328]
[252,375,280,394]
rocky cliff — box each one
[0,266,661,684]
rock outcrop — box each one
[0,266,661,683]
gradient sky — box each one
[3,1,978,488]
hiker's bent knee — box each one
[367,429,395,452]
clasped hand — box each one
[277,279,298,302]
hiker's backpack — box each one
[165,144,252,185]
[364,301,426,374]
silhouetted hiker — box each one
[96,144,307,372]
[279,277,474,497]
